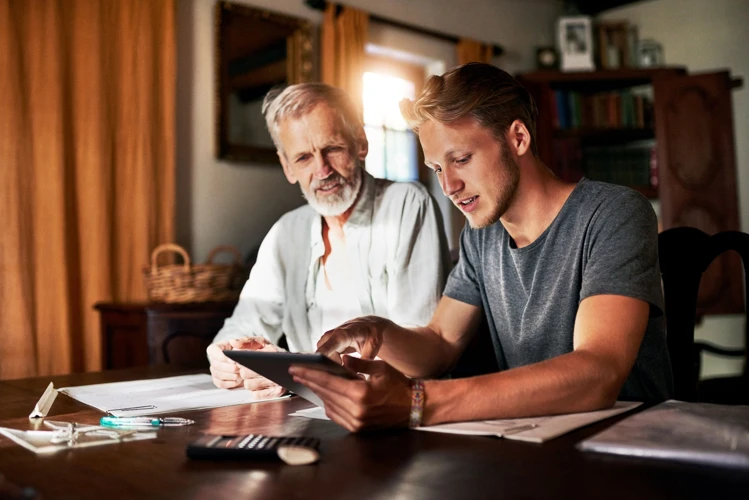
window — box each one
[362,57,424,182]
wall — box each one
[176,0,561,262]
[601,0,749,378]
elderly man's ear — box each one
[355,129,369,162]
[278,152,297,185]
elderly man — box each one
[207,83,450,399]
[290,63,673,432]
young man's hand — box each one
[316,316,392,362]
[290,356,412,432]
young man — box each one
[207,83,450,399]
[291,63,673,432]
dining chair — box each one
[658,227,749,402]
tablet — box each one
[223,350,358,408]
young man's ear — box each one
[278,152,297,185]
[506,119,532,157]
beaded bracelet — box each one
[408,379,425,428]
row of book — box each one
[551,89,654,130]
[584,145,658,188]
[552,138,658,191]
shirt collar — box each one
[309,169,376,251]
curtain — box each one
[0,0,175,379]
[457,38,494,65]
[321,3,369,113]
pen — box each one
[100,416,195,428]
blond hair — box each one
[400,62,539,156]
[262,83,363,157]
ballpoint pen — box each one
[100,416,195,428]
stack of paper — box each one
[578,400,749,469]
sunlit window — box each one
[362,72,419,182]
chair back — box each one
[658,227,749,401]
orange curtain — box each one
[321,3,368,112]
[0,0,175,379]
[457,38,494,65]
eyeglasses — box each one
[43,420,139,447]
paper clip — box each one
[106,405,157,415]
[503,423,539,435]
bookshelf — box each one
[518,68,744,316]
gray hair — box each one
[262,83,363,157]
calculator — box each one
[186,434,321,461]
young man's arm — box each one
[299,293,648,431]
[423,294,648,424]
[316,295,483,378]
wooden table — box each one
[1,367,747,500]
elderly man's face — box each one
[278,103,367,217]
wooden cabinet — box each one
[518,68,743,316]
[95,301,238,370]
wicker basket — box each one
[143,243,247,303]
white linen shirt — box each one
[213,171,451,353]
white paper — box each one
[0,427,157,454]
[289,401,642,443]
[578,400,749,470]
[58,374,289,417]
[28,382,58,418]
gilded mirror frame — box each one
[215,1,314,164]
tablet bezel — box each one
[223,350,358,408]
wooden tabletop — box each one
[0,366,747,500]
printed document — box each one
[59,374,288,417]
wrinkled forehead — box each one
[279,105,355,152]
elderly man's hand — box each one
[207,337,286,400]
[289,355,412,432]
[316,316,393,362]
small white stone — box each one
[277,445,320,466]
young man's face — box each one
[278,103,367,217]
[420,117,519,229]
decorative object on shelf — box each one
[637,39,664,67]
[143,243,247,303]
[557,15,594,71]
[596,21,638,69]
[535,46,559,70]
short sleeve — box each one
[443,223,484,307]
[580,190,663,316]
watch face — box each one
[537,47,557,69]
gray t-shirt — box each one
[444,179,673,402]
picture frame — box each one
[557,15,594,72]
[637,39,664,68]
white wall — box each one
[601,0,749,379]
[176,0,561,262]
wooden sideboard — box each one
[94,301,238,370]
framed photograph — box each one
[638,39,664,67]
[558,16,594,72]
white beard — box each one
[303,167,363,217]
